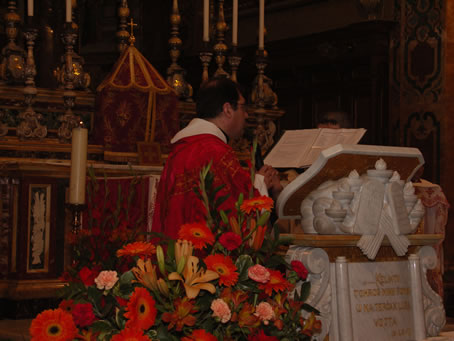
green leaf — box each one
[235,254,254,282]
[119,270,135,285]
[90,320,115,333]
[300,281,311,302]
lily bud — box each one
[220,210,229,224]
[157,278,169,297]
[176,255,186,274]
[156,245,166,275]
[229,216,241,236]
[257,211,270,227]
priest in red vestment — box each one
[152,78,282,239]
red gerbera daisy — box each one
[258,269,293,296]
[181,329,217,341]
[240,196,274,214]
[178,222,215,250]
[111,328,151,341]
[58,299,74,313]
[205,254,238,287]
[117,241,156,258]
[219,232,242,251]
[124,287,157,330]
[30,308,77,341]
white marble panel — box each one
[348,261,414,341]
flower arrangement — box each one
[31,152,320,340]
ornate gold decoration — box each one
[0,1,25,84]
[167,0,193,101]
[213,0,229,78]
[117,0,130,53]
[17,27,47,140]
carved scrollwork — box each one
[418,246,446,337]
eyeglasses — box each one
[236,102,247,109]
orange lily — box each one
[132,258,159,292]
[168,255,219,299]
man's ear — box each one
[222,102,234,119]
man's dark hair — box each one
[317,111,352,128]
[196,77,242,119]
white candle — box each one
[66,0,72,22]
[203,0,209,42]
[27,0,33,16]
[232,0,238,46]
[69,127,88,204]
[258,0,265,49]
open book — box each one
[264,128,366,168]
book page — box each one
[264,129,320,168]
[264,128,366,168]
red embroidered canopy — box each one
[93,45,179,153]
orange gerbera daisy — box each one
[258,269,293,296]
[181,329,217,341]
[124,287,157,330]
[240,196,273,214]
[111,328,151,341]
[29,308,77,341]
[117,241,156,258]
[178,222,215,250]
[205,254,238,287]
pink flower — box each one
[210,298,231,323]
[94,270,119,290]
[254,302,275,325]
[248,264,270,283]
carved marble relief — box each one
[300,159,425,259]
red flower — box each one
[124,287,157,330]
[219,232,242,251]
[247,329,279,341]
[181,329,217,341]
[178,222,215,250]
[78,266,100,286]
[72,303,96,328]
[258,269,293,296]
[30,309,77,341]
[117,241,156,258]
[240,196,274,214]
[58,299,74,313]
[161,298,198,331]
[111,328,151,341]
[291,260,308,280]
[205,254,238,287]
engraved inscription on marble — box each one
[349,262,414,341]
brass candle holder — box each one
[199,42,213,83]
[66,203,87,265]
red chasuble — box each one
[152,134,253,239]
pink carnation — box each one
[254,302,275,325]
[210,298,231,323]
[248,264,270,283]
[94,270,119,290]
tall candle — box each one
[203,0,209,42]
[232,0,238,46]
[66,0,72,22]
[69,127,88,204]
[258,0,265,49]
[27,0,33,16]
